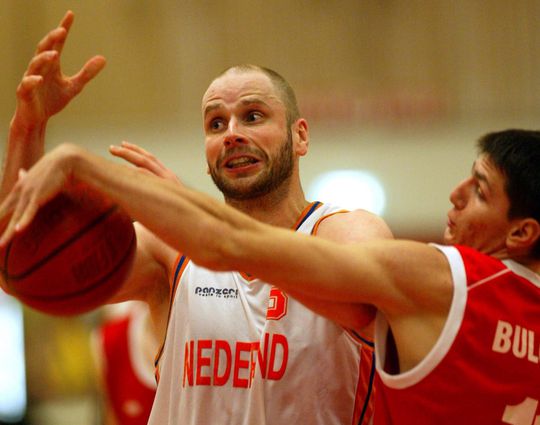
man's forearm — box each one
[1,115,47,200]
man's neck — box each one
[493,250,540,275]
[225,184,310,228]
[510,256,540,275]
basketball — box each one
[0,185,136,316]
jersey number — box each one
[266,287,288,320]
[503,397,540,425]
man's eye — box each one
[476,185,485,199]
[246,112,262,122]
[210,119,224,131]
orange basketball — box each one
[0,185,136,316]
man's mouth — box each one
[446,211,456,228]
[224,156,260,169]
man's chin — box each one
[442,228,454,245]
[212,176,259,199]
[221,185,271,201]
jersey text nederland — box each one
[183,332,288,388]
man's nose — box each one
[449,178,470,210]
[223,119,247,148]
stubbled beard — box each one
[208,131,294,201]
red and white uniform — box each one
[98,306,156,425]
[149,202,375,425]
[374,244,540,425]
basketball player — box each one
[92,302,157,425]
[0,11,392,425]
[4,129,539,424]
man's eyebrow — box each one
[240,97,270,107]
[203,97,270,117]
[203,103,223,117]
[472,163,492,190]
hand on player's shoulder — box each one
[317,209,393,244]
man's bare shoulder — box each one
[316,209,393,243]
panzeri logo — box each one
[194,286,239,299]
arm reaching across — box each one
[111,141,392,330]
[1,10,106,199]
[0,143,452,371]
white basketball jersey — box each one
[148,202,375,425]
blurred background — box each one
[0,1,539,424]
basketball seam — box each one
[15,227,136,303]
[4,205,118,281]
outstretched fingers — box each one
[70,55,107,92]
[30,10,105,92]
[14,11,106,122]
[58,10,75,38]
[109,142,156,170]
[109,142,181,183]
[119,141,155,159]
[24,50,59,79]
[34,26,67,56]
[33,10,73,56]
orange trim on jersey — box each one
[169,253,191,303]
[345,328,374,347]
[154,253,191,383]
[239,202,324,282]
[310,209,349,236]
[352,345,376,425]
[239,271,257,282]
[293,201,324,230]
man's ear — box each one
[507,218,540,254]
[293,118,309,157]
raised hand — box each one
[109,141,182,184]
[14,10,106,128]
[2,11,106,201]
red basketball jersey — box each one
[100,311,156,425]
[374,244,540,425]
